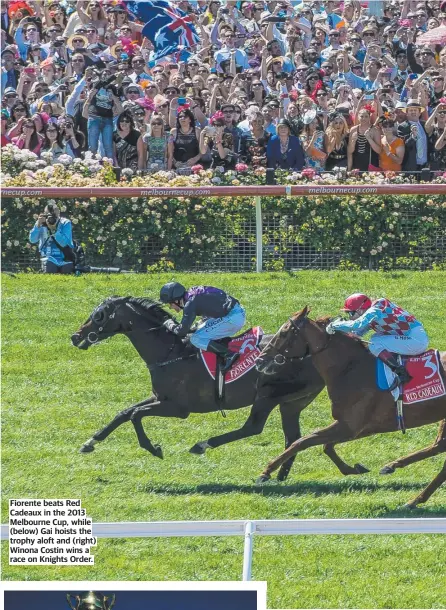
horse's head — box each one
[71,296,171,350]
[256,306,334,376]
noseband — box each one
[268,315,329,366]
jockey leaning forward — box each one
[159,282,246,372]
[326,293,429,385]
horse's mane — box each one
[127,297,175,321]
[315,315,368,351]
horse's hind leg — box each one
[130,401,189,458]
[323,443,370,475]
[404,458,446,508]
[380,420,446,474]
[257,420,355,482]
[189,398,277,455]
[80,395,159,453]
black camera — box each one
[43,213,58,226]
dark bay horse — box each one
[71,297,368,479]
[256,306,446,507]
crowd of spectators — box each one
[2,0,446,176]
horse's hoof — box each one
[154,445,164,459]
[380,465,395,475]
[403,502,417,510]
[189,441,210,455]
[354,463,370,474]
[80,444,95,453]
[255,474,271,485]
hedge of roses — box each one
[2,145,446,272]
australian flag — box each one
[124,1,200,61]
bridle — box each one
[268,315,329,367]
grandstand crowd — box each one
[2,0,446,175]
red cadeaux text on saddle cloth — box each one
[403,349,446,404]
[201,327,263,383]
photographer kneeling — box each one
[29,203,74,274]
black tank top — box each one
[353,132,379,171]
[173,128,200,163]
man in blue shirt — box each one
[29,204,74,274]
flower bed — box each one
[2,145,446,272]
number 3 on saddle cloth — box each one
[201,326,263,384]
[376,349,446,404]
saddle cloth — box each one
[376,349,446,404]
[200,326,263,383]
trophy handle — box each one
[106,594,116,609]
[66,594,80,610]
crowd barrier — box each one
[2,518,445,581]
[2,184,446,272]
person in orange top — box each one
[378,117,405,171]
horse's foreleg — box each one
[190,399,277,455]
[405,457,446,509]
[276,401,304,482]
[80,396,159,453]
[380,420,446,474]
[257,420,354,482]
[323,443,370,475]
[130,401,189,458]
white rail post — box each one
[255,196,263,272]
[242,520,255,581]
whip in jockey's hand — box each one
[159,282,246,372]
[327,293,430,386]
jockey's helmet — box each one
[160,282,186,304]
[341,293,372,312]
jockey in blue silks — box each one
[326,293,429,385]
[159,282,246,371]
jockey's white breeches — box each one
[369,325,429,357]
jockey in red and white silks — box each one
[326,294,429,384]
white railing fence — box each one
[3,518,445,580]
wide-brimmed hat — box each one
[267,56,284,68]
[406,99,425,112]
[395,101,407,111]
[67,33,88,49]
[303,108,317,124]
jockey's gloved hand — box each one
[163,319,177,332]
[326,323,336,335]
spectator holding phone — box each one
[397,99,428,171]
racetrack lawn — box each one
[2,271,446,608]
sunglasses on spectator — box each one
[198,68,208,73]
[151,121,163,126]
[14,107,27,112]
[147,85,158,89]
[26,27,37,32]
[5,93,18,98]
[23,123,35,128]
[152,69,163,74]
[72,38,85,43]
[329,33,339,37]
[133,59,144,64]
[317,92,327,97]
[363,33,374,37]
[165,89,177,94]
[87,28,97,33]
[72,58,85,62]
[64,123,74,128]
[133,111,145,117]
[433,76,444,81]
[120,118,131,123]
[438,110,446,115]
[189,63,199,67]
[127,89,140,94]
[47,127,57,132]
[159,103,169,108]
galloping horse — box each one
[71,296,323,480]
[256,307,446,508]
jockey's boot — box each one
[207,340,240,373]
[377,350,412,388]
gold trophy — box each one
[66,592,116,610]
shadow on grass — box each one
[141,479,429,497]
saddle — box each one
[200,327,263,408]
[376,349,446,432]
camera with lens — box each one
[94,74,118,91]
[43,213,58,226]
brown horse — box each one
[255,307,446,508]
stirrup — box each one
[221,352,240,373]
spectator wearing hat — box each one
[300,108,327,170]
[266,118,305,171]
[2,85,18,110]
[397,99,428,171]
[407,29,437,74]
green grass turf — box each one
[2,271,446,608]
